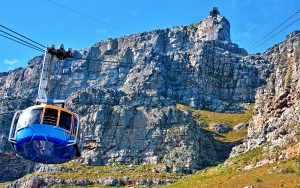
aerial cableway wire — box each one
[65,57,120,64]
[0,29,45,52]
[249,8,300,49]
[0,25,121,63]
[250,17,300,51]
[0,25,47,48]
[46,0,125,32]
[0,33,44,52]
[0,29,120,63]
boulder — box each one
[234,123,249,131]
[210,123,232,133]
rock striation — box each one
[0,8,277,182]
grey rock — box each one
[198,121,207,127]
[102,178,124,186]
[231,31,300,156]
[37,165,72,172]
[210,123,232,133]
[152,165,170,173]
[234,123,249,131]
[6,175,44,188]
[136,179,146,185]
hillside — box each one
[0,7,299,187]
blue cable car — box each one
[9,103,83,164]
[8,45,84,164]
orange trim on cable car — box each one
[43,104,75,115]
[57,109,61,126]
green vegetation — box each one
[44,163,182,180]
[9,143,298,188]
[168,105,300,188]
[166,159,300,188]
[165,132,300,188]
[0,181,12,187]
[176,103,254,126]
[17,162,184,185]
[176,103,254,142]
[215,129,248,142]
[285,66,293,86]
[228,146,264,167]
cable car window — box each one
[17,108,43,129]
[43,108,58,126]
[59,111,72,131]
[29,109,42,124]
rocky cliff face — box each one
[0,10,275,182]
[231,31,300,157]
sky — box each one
[0,0,299,72]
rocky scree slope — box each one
[0,11,273,183]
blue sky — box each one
[0,0,299,72]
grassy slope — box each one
[166,145,300,188]
[167,160,300,188]
[176,104,254,126]
[176,103,254,142]
[171,104,300,188]
[0,163,185,187]
[39,163,184,181]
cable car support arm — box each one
[36,45,73,105]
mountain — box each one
[0,8,299,187]
[231,31,300,157]
[171,31,300,188]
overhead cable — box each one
[249,8,300,49]
[46,0,125,32]
[0,33,44,52]
[250,17,300,51]
[66,57,120,64]
[0,25,46,48]
[0,29,45,51]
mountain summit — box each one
[193,7,231,42]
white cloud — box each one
[4,59,19,65]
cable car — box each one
[8,45,84,164]
[9,103,83,164]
